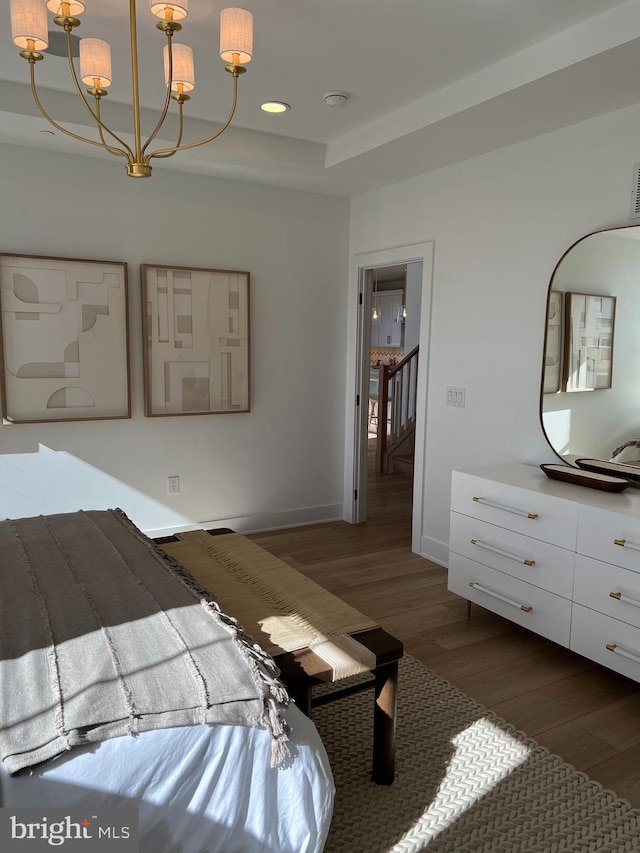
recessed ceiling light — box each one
[261,101,290,114]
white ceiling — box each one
[2,0,640,195]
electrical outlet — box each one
[167,475,180,495]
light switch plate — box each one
[446,386,466,408]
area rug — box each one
[312,656,640,852]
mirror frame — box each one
[539,223,632,465]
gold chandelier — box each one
[10,0,253,178]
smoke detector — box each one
[323,91,350,108]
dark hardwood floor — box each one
[249,438,640,808]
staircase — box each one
[375,346,419,475]
[391,453,414,478]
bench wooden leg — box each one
[372,660,398,785]
[290,685,312,717]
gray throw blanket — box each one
[0,509,290,775]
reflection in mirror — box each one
[543,291,563,394]
[541,226,640,464]
[563,292,616,392]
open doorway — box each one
[367,262,422,477]
[345,243,433,556]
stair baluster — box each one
[375,346,419,474]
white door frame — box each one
[343,242,434,555]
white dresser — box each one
[449,463,640,682]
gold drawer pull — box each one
[606,643,640,665]
[470,539,536,566]
[609,591,640,609]
[614,539,640,551]
[468,581,533,612]
[473,496,538,519]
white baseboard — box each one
[418,534,449,568]
[143,503,344,540]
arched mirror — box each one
[541,225,640,465]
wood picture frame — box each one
[543,290,563,394]
[563,292,615,392]
[0,253,130,424]
[141,264,250,417]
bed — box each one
[0,509,334,852]
[0,707,333,852]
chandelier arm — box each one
[148,73,239,160]
[94,98,109,149]
[150,101,185,158]
[141,33,175,156]
[63,28,135,160]
[94,98,129,159]
[28,61,128,157]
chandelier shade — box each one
[149,1,188,21]
[80,38,112,88]
[163,43,195,92]
[9,0,254,178]
[46,1,86,14]
[10,0,48,50]
[220,8,253,63]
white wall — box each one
[0,144,349,537]
[349,102,640,564]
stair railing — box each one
[375,346,419,473]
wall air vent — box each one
[630,163,640,219]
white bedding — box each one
[0,704,334,853]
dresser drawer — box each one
[571,603,640,684]
[574,554,640,630]
[577,505,640,573]
[451,471,578,549]
[450,512,574,598]
[448,553,571,646]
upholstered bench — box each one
[155,528,403,784]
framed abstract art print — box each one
[0,253,130,423]
[141,264,250,416]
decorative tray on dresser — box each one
[448,462,640,683]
